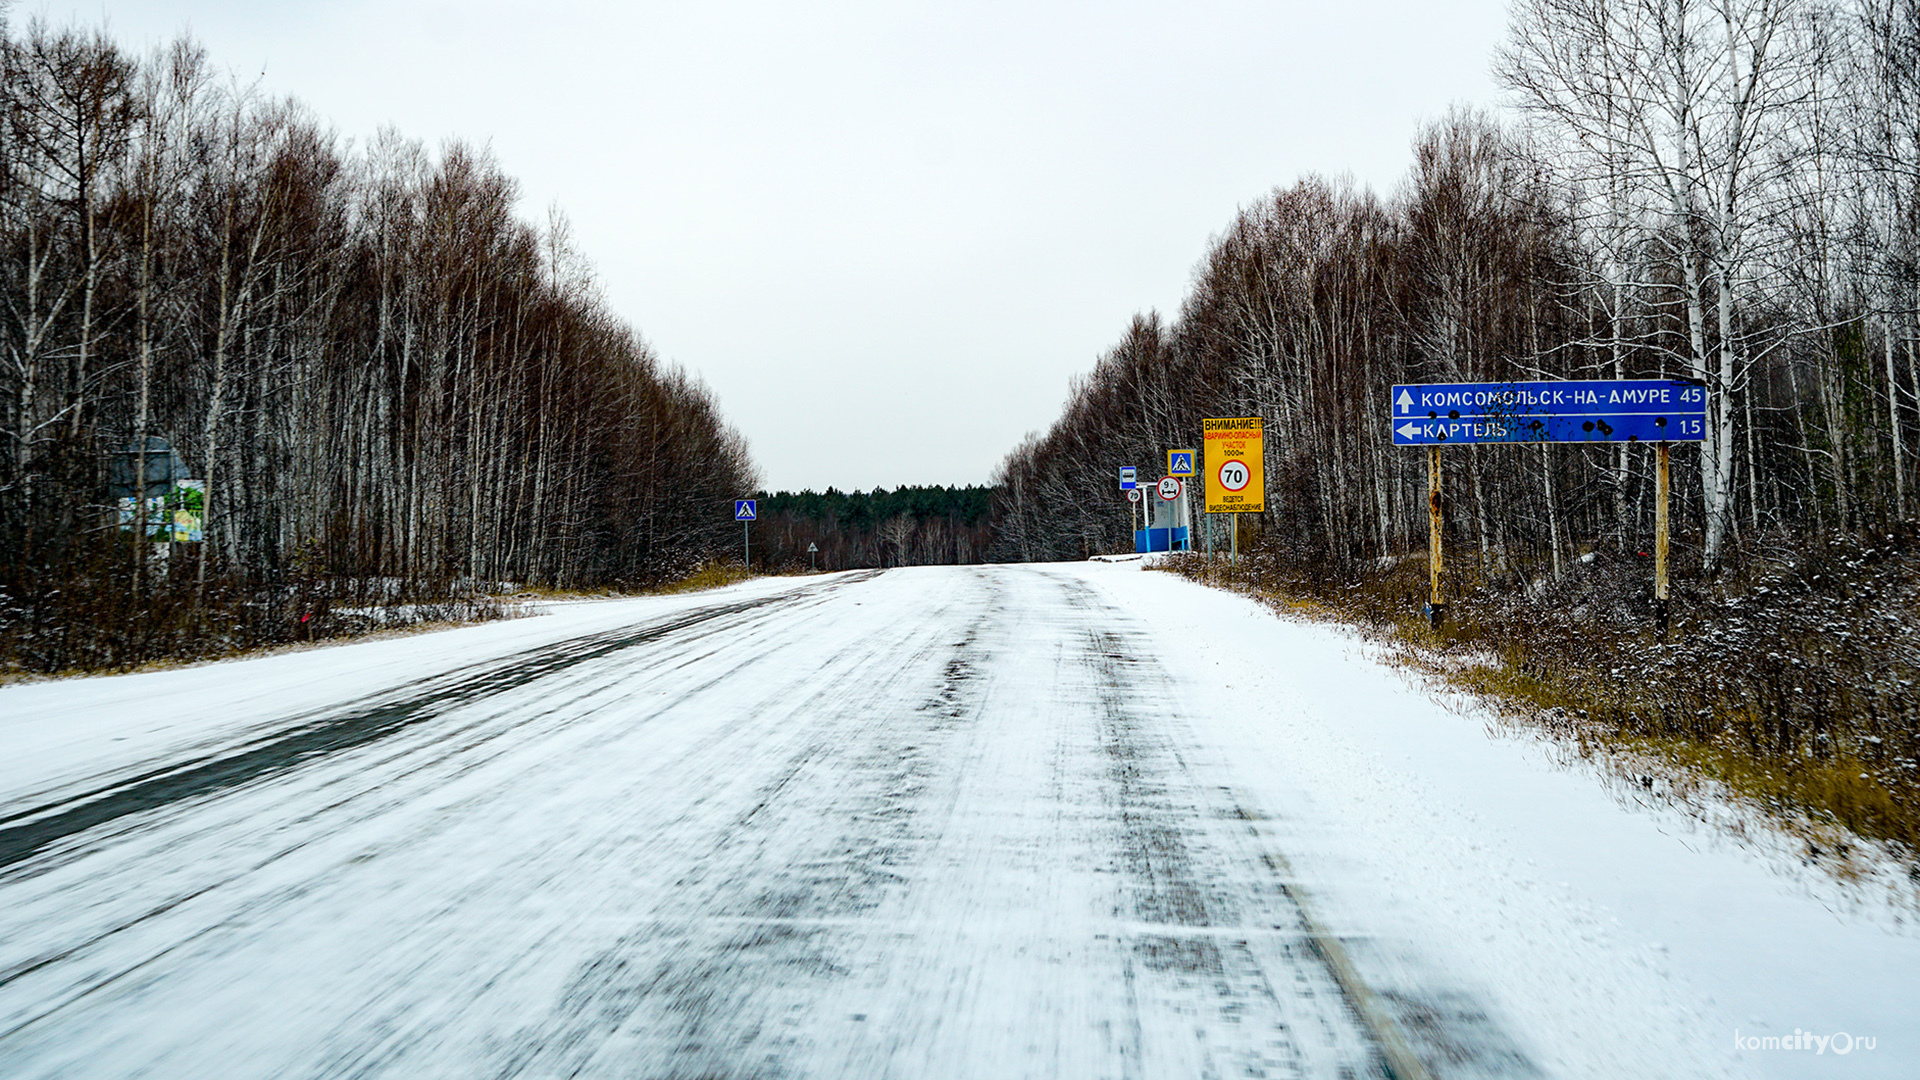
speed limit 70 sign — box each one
[1202,417,1264,513]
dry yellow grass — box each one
[1164,543,1920,887]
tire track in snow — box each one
[484,569,1005,1079]
[0,565,1540,1078]
[1061,574,1380,1079]
[0,574,876,876]
[0,572,888,1043]
[497,567,1394,1078]
[1061,571,1540,1080]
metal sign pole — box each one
[732,499,757,568]
[1428,446,1446,627]
[1181,480,1191,551]
[1655,442,1671,635]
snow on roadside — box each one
[6,559,1911,1078]
[1068,558,1917,1079]
[0,574,832,813]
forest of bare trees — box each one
[995,0,1920,587]
[0,23,756,673]
[992,0,1920,853]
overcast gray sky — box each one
[48,0,1510,492]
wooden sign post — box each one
[1655,442,1671,635]
[1392,379,1705,629]
[1427,446,1446,627]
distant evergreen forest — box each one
[753,486,995,570]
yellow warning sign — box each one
[1203,417,1264,513]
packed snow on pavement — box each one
[0,562,1911,1078]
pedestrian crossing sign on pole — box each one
[1167,449,1196,478]
[735,499,757,521]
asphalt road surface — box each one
[0,566,1530,1079]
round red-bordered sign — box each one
[1157,477,1181,500]
[1216,460,1251,492]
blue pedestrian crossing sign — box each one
[734,499,757,521]
[1167,449,1196,478]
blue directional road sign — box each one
[1390,379,1705,445]
[1392,413,1705,445]
[734,499,757,520]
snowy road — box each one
[1,564,1913,1078]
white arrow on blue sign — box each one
[1393,414,1704,445]
[735,499,757,520]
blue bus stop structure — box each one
[1134,526,1190,553]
